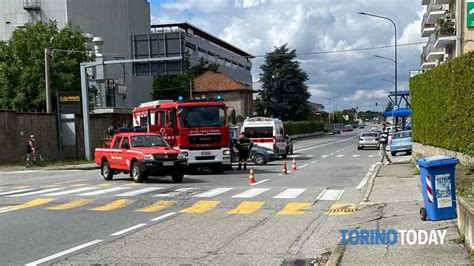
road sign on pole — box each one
[468,0,474,28]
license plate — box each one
[201,151,211,156]
[163,161,174,166]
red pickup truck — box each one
[95,132,188,183]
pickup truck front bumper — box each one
[137,159,188,176]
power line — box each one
[250,41,425,58]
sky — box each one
[148,0,425,112]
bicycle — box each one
[22,152,44,168]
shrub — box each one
[410,51,474,156]
[284,120,325,136]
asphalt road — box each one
[0,129,382,265]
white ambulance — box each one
[241,117,288,158]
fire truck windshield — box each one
[179,106,226,128]
[131,136,169,147]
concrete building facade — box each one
[420,0,474,71]
[0,0,151,109]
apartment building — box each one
[420,0,474,70]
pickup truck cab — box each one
[95,132,188,183]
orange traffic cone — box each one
[282,162,288,175]
[292,158,297,171]
[247,168,256,183]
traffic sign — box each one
[393,106,399,111]
[468,0,474,28]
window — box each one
[157,110,166,125]
[121,137,130,149]
[244,127,273,138]
[132,135,168,147]
[113,137,122,149]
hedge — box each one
[284,121,325,136]
[410,51,474,157]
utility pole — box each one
[44,48,52,113]
[189,78,193,99]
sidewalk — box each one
[0,163,98,172]
[339,156,470,265]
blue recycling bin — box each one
[416,156,459,221]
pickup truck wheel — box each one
[102,161,113,181]
[172,173,184,183]
[132,163,146,183]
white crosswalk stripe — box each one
[351,154,360,158]
[45,187,98,196]
[6,188,64,197]
[336,154,345,158]
[154,188,197,197]
[193,187,234,198]
[273,188,306,199]
[79,187,129,196]
[0,189,34,196]
[115,187,164,197]
[232,188,270,198]
[317,189,344,201]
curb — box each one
[49,166,99,171]
[326,238,347,266]
[362,162,382,202]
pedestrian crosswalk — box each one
[0,184,349,216]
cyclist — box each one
[26,135,37,159]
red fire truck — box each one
[132,98,236,173]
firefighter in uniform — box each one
[237,132,253,171]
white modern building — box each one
[420,0,474,71]
[0,0,151,109]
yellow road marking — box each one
[135,200,176,213]
[126,183,142,186]
[7,198,56,210]
[42,184,61,188]
[14,186,31,189]
[277,202,311,215]
[47,199,92,210]
[327,203,357,216]
[227,201,264,214]
[90,199,133,211]
[70,183,89,187]
[180,201,220,214]
[98,183,113,187]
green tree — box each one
[0,21,91,111]
[152,57,219,100]
[385,101,394,112]
[259,44,311,121]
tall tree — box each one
[259,44,311,121]
[0,21,91,111]
[385,101,394,112]
[152,57,219,100]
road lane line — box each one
[315,188,328,201]
[70,183,89,187]
[319,189,344,201]
[45,187,97,196]
[150,212,177,222]
[54,179,87,185]
[227,201,264,214]
[154,188,197,197]
[307,154,315,157]
[321,155,328,158]
[294,136,357,153]
[25,239,103,266]
[135,200,176,212]
[0,189,33,196]
[299,163,309,169]
[355,162,379,189]
[90,199,133,211]
[111,223,147,236]
[114,187,164,197]
[273,189,306,199]
[47,199,92,210]
[311,160,319,164]
[351,154,360,158]
[336,154,345,158]
[14,186,31,189]
[5,198,56,211]
[277,202,311,215]
[251,179,269,186]
[232,188,270,198]
[192,188,233,198]
[79,187,129,196]
[6,188,63,197]
[180,200,220,213]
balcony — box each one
[434,19,456,49]
[23,0,41,11]
[422,0,430,5]
[421,24,436,37]
[421,61,437,70]
[434,0,452,4]
[424,4,446,24]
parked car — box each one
[341,125,353,132]
[370,126,378,132]
[358,131,380,150]
[250,144,277,165]
[285,135,294,155]
[390,130,412,156]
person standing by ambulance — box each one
[237,132,253,171]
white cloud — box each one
[343,89,388,101]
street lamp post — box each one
[358,12,398,108]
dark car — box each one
[250,144,277,165]
[285,135,293,155]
